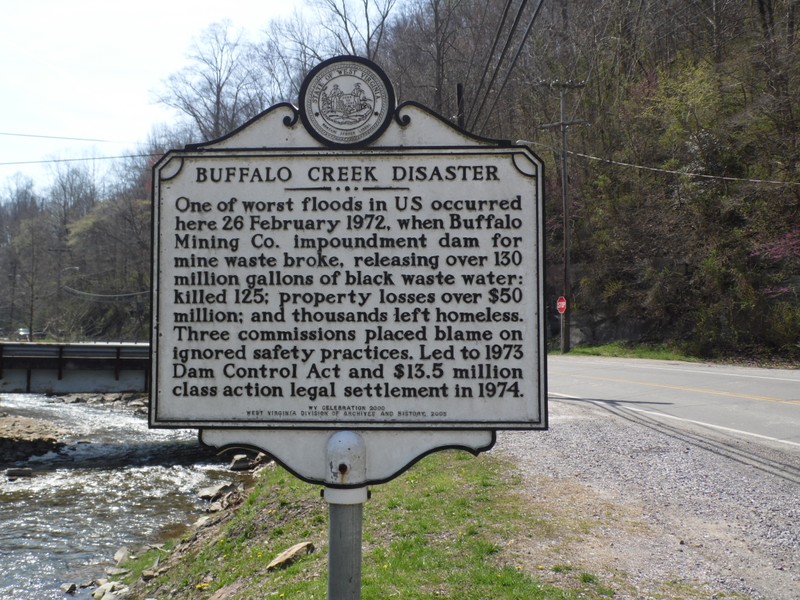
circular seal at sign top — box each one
[299,56,395,148]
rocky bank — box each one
[0,412,67,467]
[0,393,149,469]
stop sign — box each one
[556,296,567,314]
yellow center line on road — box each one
[560,373,800,406]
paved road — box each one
[547,355,800,449]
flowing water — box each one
[0,393,238,599]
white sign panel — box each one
[152,146,545,429]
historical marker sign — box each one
[150,57,546,435]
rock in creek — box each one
[228,451,270,471]
[92,579,129,599]
[198,482,239,501]
[60,582,78,595]
[5,467,33,479]
[0,414,66,467]
[113,546,132,565]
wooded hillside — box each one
[1,0,797,358]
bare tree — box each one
[383,0,516,129]
[157,21,267,141]
[63,196,152,340]
[0,175,40,245]
[385,0,469,113]
[11,219,50,338]
[313,0,399,59]
[0,176,41,335]
[254,12,333,103]
[48,165,98,226]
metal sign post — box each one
[556,296,567,353]
[150,56,547,598]
[324,432,368,599]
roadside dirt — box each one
[501,468,731,599]
[496,400,799,600]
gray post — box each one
[324,432,368,600]
[328,502,363,599]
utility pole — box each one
[539,80,585,353]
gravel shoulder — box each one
[495,399,800,600]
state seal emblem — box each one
[299,56,395,148]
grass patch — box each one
[566,342,698,362]
[559,341,799,368]
[125,451,615,599]
[552,564,574,574]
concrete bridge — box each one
[0,342,149,394]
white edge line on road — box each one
[549,392,800,449]
[625,364,800,383]
[548,356,800,383]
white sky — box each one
[0,0,302,190]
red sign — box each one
[556,296,567,314]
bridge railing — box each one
[0,342,150,394]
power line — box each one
[0,153,158,167]
[5,140,795,189]
[466,0,516,129]
[476,0,544,134]
[517,139,800,187]
[468,0,529,131]
[0,131,138,144]
[575,151,800,186]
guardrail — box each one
[0,343,150,394]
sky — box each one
[0,0,303,190]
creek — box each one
[0,393,238,599]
